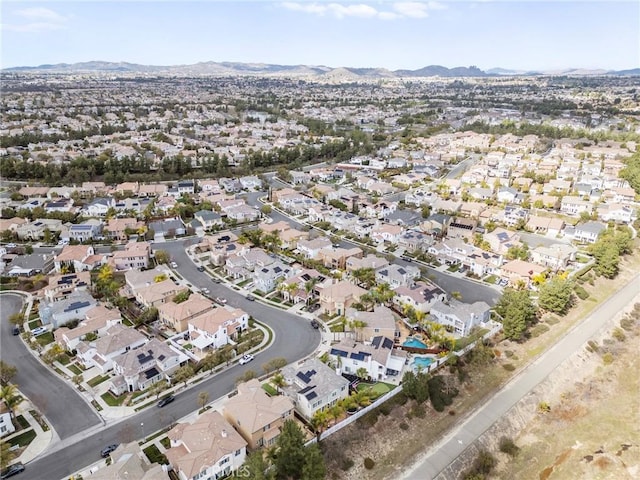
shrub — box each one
[530,323,550,338]
[502,363,516,371]
[340,458,354,471]
[399,422,409,431]
[612,327,626,342]
[428,376,457,412]
[602,352,614,365]
[574,285,590,300]
[538,401,551,413]
[504,350,514,358]
[587,340,599,352]
[410,403,426,418]
[545,316,560,325]
[363,457,375,470]
[463,450,497,479]
[499,436,520,456]
[448,409,456,416]
[378,402,391,416]
[620,316,635,331]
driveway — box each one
[0,293,101,440]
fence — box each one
[305,386,404,446]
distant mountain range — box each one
[3,61,639,78]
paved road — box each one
[0,294,101,439]
[13,239,320,480]
[403,274,640,480]
[241,192,500,306]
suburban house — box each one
[0,401,16,437]
[54,245,102,273]
[84,197,115,217]
[105,218,145,242]
[187,306,249,352]
[318,280,367,316]
[345,305,398,341]
[149,218,186,240]
[278,268,327,305]
[484,228,521,255]
[281,357,350,420]
[194,210,224,231]
[43,271,92,303]
[297,237,333,259]
[329,336,406,381]
[317,246,363,270]
[429,300,491,337]
[375,264,420,289]
[222,378,295,450]
[166,411,247,480]
[39,290,97,328]
[560,196,593,216]
[76,323,148,373]
[393,280,447,314]
[158,293,216,333]
[134,279,188,308]
[525,216,565,236]
[500,259,546,287]
[54,305,122,351]
[346,254,389,272]
[110,338,183,394]
[253,260,298,293]
[573,221,607,244]
[15,218,63,241]
[111,242,151,271]
[69,220,104,243]
[397,230,434,253]
[86,442,166,480]
[530,244,576,271]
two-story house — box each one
[393,280,447,314]
[223,378,295,450]
[187,306,249,353]
[158,293,216,333]
[345,305,398,341]
[112,242,151,271]
[429,299,491,337]
[375,264,420,289]
[281,357,349,420]
[39,290,97,328]
[329,336,406,381]
[76,323,148,372]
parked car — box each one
[310,319,320,329]
[197,266,205,272]
[5,243,17,249]
[31,326,48,336]
[0,462,25,479]
[215,297,227,304]
[100,444,118,458]
[170,262,178,268]
[201,288,210,295]
[239,354,254,365]
[157,395,175,408]
[246,295,255,302]
[12,325,20,336]
[307,303,320,313]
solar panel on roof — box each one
[305,391,318,401]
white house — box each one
[429,300,491,337]
[329,336,406,381]
[0,401,16,437]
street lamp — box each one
[140,422,144,441]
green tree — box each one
[302,443,327,480]
[506,243,529,261]
[7,313,24,326]
[0,441,15,470]
[0,361,17,385]
[172,364,195,388]
[537,277,574,314]
[591,241,620,278]
[260,204,273,215]
[0,384,21,421]
[495,288,537,341]
[173,290,191,304]
[197,391,210,411]
[154,250,170,265]
[402,369,430,403]
[243,450,274,480]
[351,267,376,289]
[274,419,306,479]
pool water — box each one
[413,357,434,370]
[403,337,428,349]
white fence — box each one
[305,386,404,446]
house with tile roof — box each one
[39,290,97,328]
[76,323,148,373]
[223,378,295,450]
[393,280,447,314]
[186,306,249,352]
[166,411,247,480]
[329,336,407,381]
[281,357,349,420]
[158,293,216,333]
[318,280,367,316]
[54,304,122,351]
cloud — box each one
[281,1,446,20]
[5,7,69,33]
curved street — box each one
[1,241,320,480]
[403,274,640,480]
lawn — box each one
[357,382,395,399]
[484,274,498,284]
[160,436,170,449]
[143,444,169,465]
[28,319,42,329]
[36,331,54,346]
[88,374,110,387]
[101,391,127,407]
[57,353,71,365]
[15,415,30,430]
[262,383,278,396]
[446,264,460,272]
[7,428,36,448]
[67,364,83,375]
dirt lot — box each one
[321,253,640,480]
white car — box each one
[31,326,48,336]
[239,354,254,365]
[170,262,178,268]
[201,288,210,295]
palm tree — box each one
[0,384,21,421]
[0,441,15,470]
[310,410,330,441]
[328,404,344,426]
[355,367,369,381]
[349,319,367,342]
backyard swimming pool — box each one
[412,356,434,370]
[402,336,428,349]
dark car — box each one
[0,463,25,479]
[197,266,205,272]
[12,325,20,336]
[246,295,255,301]
[100,444,118,458]
[157,395,175,408]
[310,319,319,329]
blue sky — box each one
[1,1,638,70]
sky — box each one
[1,1,639,71]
